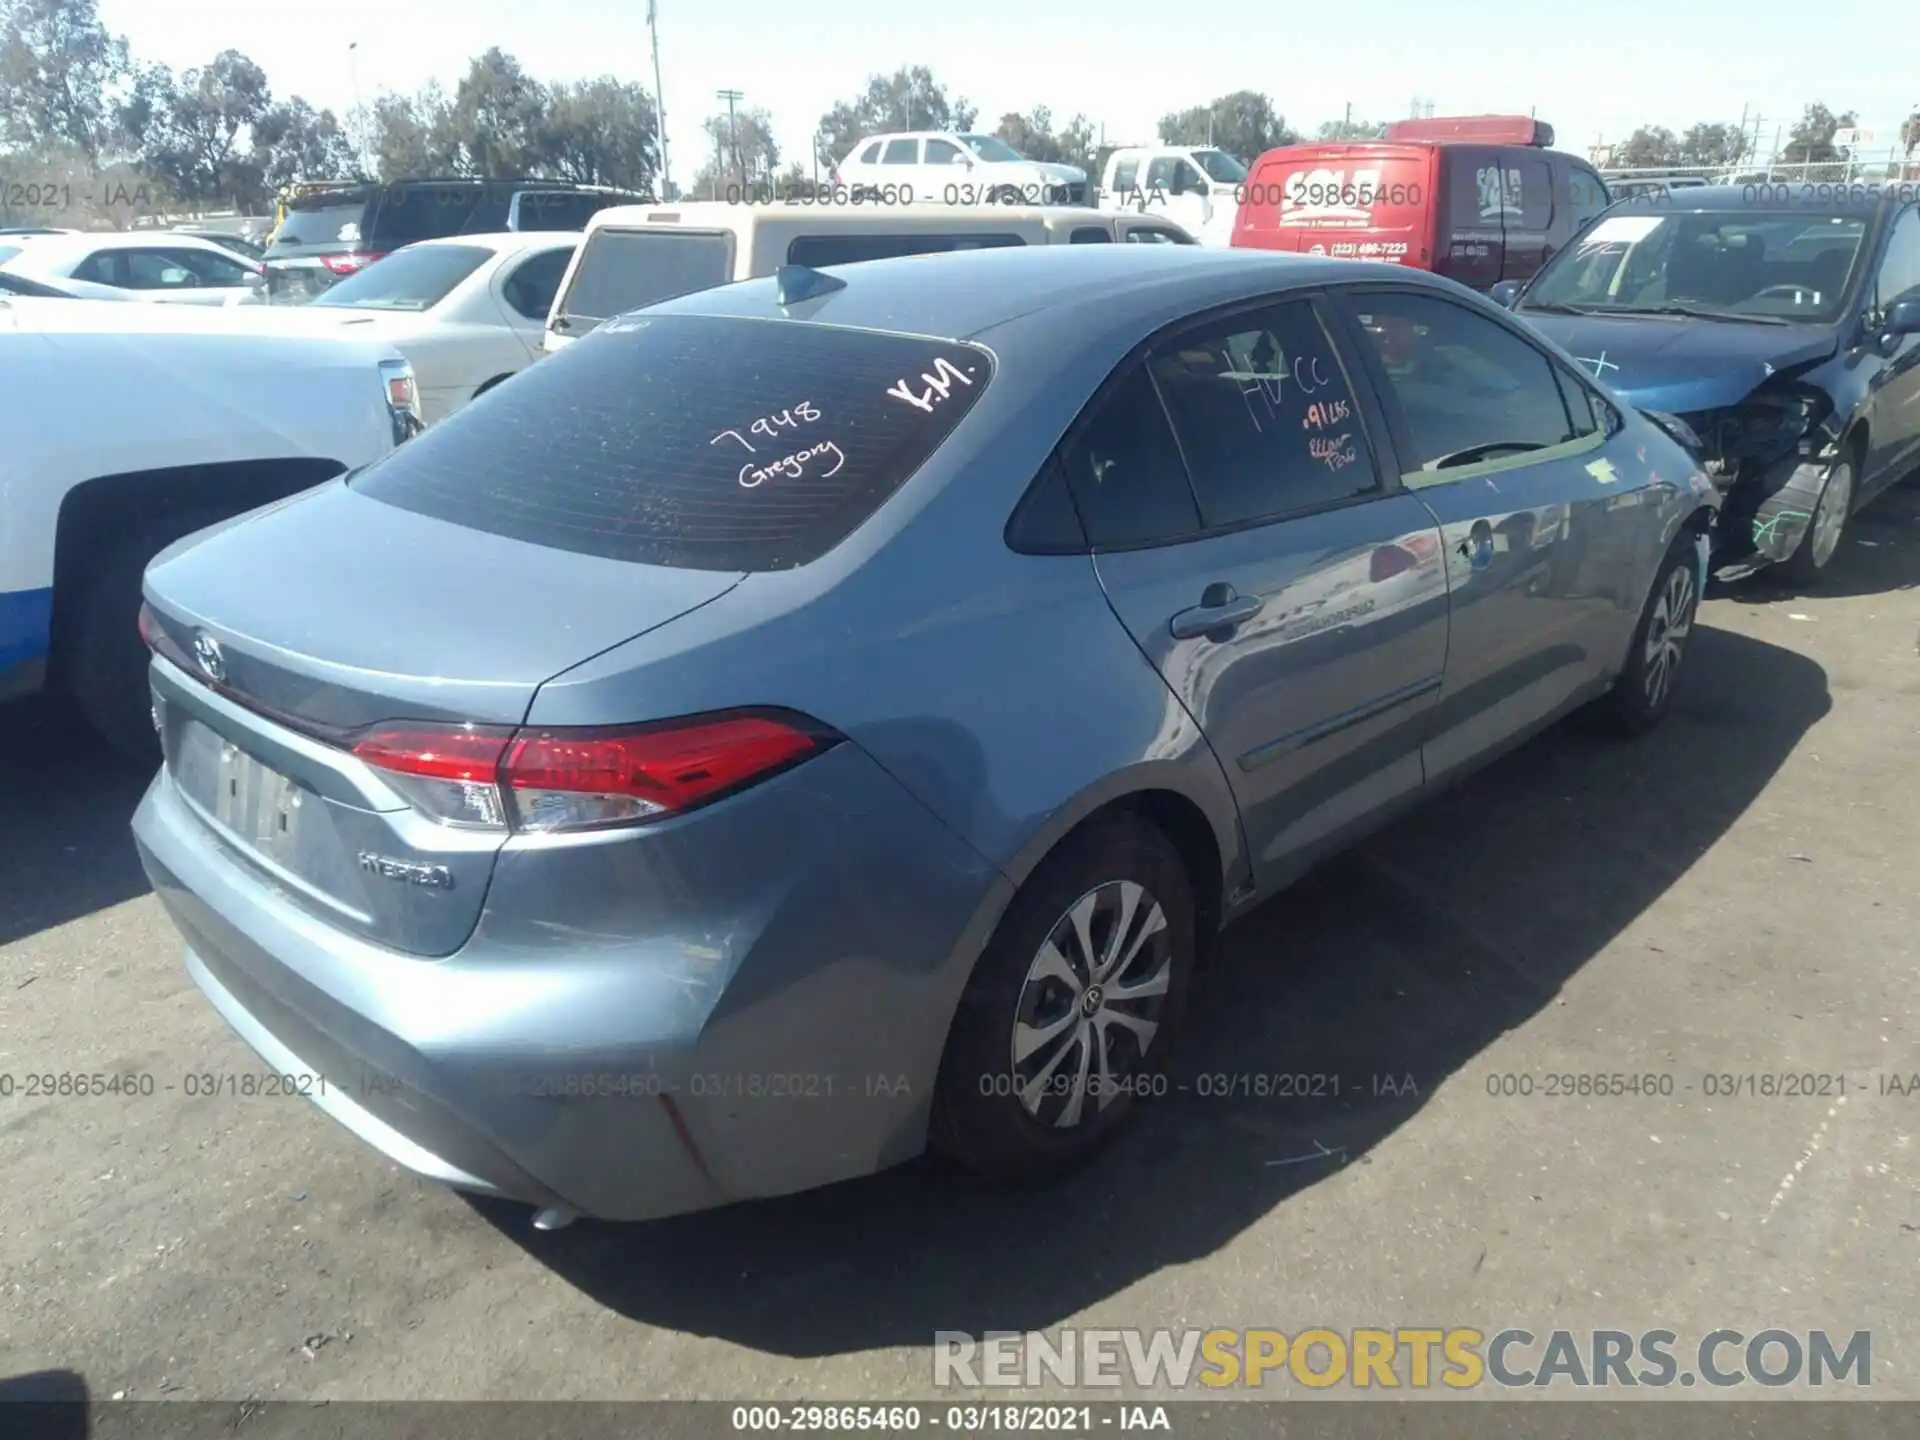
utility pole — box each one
[717,88,744,188]
[1344,101,1352,129]
[647,0,670,198]
[347,42,364,177]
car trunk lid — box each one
[142,481,745,955]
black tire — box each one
[1586,533,1701,737]
[930,815,1196,1179]
[1776,453,1855,585]
[65,507,230,760]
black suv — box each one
[261,178,646,304]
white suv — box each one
[835,132,1089,208]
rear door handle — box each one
[1169,586,1264,640]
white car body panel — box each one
[0,296,403,692]
[213,233,573,424]
[836,131,1088,207]
[0,231,265,306]
[1100,147,1247,246]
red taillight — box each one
[505,715,827,832]
[352,724,512,781]
[320,251,383,275]
[829,166,842,185]
[137,602,159,650]
[347,712,832,834]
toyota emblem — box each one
[192,631,227,684]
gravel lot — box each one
[3,487,1917,1405]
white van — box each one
[1099,146,1250,245]
[542,202,1197,352]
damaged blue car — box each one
[1493,184,1920,582]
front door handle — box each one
[1169,584,1264,640]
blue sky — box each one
[98,0,1918,180]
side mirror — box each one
[1883,296,1920,338]
[1489,279,1523,309]
[1168,175,1187,196]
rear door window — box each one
[557,228,734,328]
[1070,226,1113,244]
[786,232,1027,266]
[353,314,994,571]
[1058,366,1202,547]
[1146,299,1379,527]
[881,139,919,164]
[500,246,575,320]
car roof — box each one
[7,229,241,256]
[641,242,1459,341]
[1614,183,1893,216]
[406,231,581,253]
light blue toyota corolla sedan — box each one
[131,244,1719,1227]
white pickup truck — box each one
[0,296,422,755]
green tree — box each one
[252,97,362,192]
[536,77,659,193]
[991,106,1099,174]
[1779,102,1857,166]
[1675,121,1748,169]
[446,48,546,176]
[0,0,128,160]
[1616,125,1679,168]
[1157,91,1297,160]
[1903,108,1920,157]
[817,66,977,169]
[693,105,779,198]
[129,50,274,207]
[366,83,460,180]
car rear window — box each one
[558,229,734,328]
[352,314,995,570]
[312,244,491,310]
[0,244,21,265]
[269,200,371,252]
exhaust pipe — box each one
[531,1206,578,1232]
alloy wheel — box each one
[1009,880,1173,1129]
[1809,460,1854,571]
[1643,562,1696,710]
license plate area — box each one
[172,717,312,871]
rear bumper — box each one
[133,741,1013,1222]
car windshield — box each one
[311,244,491,310]
[0,245,22,265]
[962,134,1027,163]
[1193,149,1248,183]
[1524,208,1868,322]
[269,200,371,251]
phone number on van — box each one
[1237,182,1424,207]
